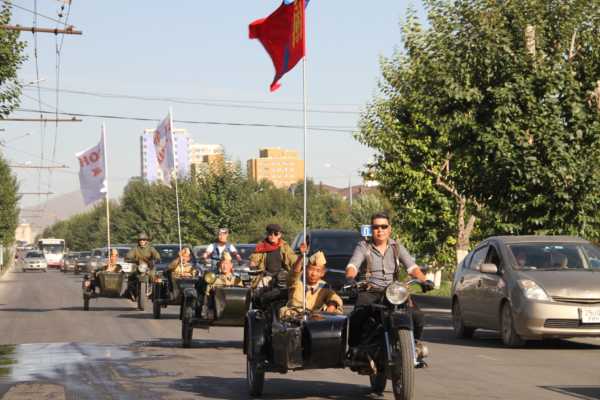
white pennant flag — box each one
[153,111,175,184]
[76,129,107,205]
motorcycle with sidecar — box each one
[178,270,253,348]
[244,278,429,400]
[82,270,128,311]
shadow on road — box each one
[170,376,378,400]
[132,338,242,350]
[541,385,600,400]
[424,327,600,350]
[115,312,180,320]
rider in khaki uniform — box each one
[124,232,161,301]
[167,247,198,278]
[249,223,297,288]
[279,244,343,319]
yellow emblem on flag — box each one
[291,0,303,49]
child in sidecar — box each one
[279,244,343,320]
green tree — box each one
[0,3,26,117]
[358,0,600,266]
[0,152,19,247]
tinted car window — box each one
[26,251,44,258]
[116,248,129,257]
[236,244,255,261]
[485,246,502,268]
[469,246,488,271]
[310,235,360,256]
[582,244,600,268]
[509,243,586,270]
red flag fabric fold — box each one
[249,0,306,92]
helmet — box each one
[137,232,151,241]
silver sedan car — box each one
[452,236,600,346]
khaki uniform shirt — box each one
[279,268,343,319]
[103,262,122,273]
[249,241,297,273]
[167,258,197,278]
[213,273,243,287]
[126,245,161,266]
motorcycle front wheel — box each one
[181,305,194,348]
[246,355,264,397]
[391,329,415,400]
[137,281,145,311]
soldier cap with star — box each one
[309,251,326,266]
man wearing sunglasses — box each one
[345,212,433,347]
[249,223,297,276]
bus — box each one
[37,238,66,268]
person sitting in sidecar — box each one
[89,248,122,292]
[279,243,343,320]
[167,247,198,279]
[200,251,243,319]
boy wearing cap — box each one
[202,228,241,271]
[167,247,198,279]
[279,243,343,319]
[212,252,243,288]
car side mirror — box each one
[480,263,498,274]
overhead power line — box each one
[1,0,67,25]
[0,24,81,34]
[15,108,358,134]
[23,86,362,115]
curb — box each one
[413,294,451,310]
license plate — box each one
[581,308,600,324]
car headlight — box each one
[386,281,409,305]
[517,279,550,301]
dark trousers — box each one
[349,290,425,346]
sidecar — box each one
[151,270,193,319]
[82,271,128,311]
[179,274,252,348]
[244,306,349,396]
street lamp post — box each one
[324,163,353,208]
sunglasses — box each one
[372,224,389,230]
[267,231,281,236]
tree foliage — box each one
[0,152,20,246]
[357,0,600,266]
[0,4,26,117]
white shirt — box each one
[205,243,237,258]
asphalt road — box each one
[0,266,599,399]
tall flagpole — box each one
[102,123,111,257]
[301,0,308,318]
[169,107,184,272]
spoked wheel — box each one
[247,355,264,397]
[153,300,161,319]
[452,300,475,339]
[83,294,90,311]
[137,281,145,311]
[181,305,194,348]
[391,329,414,400]
[501,302,525,348]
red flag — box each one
[249,0,306,92]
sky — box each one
[3,0,427,212]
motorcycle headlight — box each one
[517,279,550,301]
[204,271,217,285]
[386,281,409,305]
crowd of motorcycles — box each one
[67,254,429,400]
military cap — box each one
[137,232,151,241]
[309,251,327,266]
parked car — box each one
[22,250,48,272]
[451,235,600,347]
[291,229,362,291]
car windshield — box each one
[79,252,91,258]
[155,246,182,264]
[236,245,255,260]
[41,244,63,254]
[115,248,129,258]
[309,234,361,256]
[508,243,600,270]
[26,251,44,258]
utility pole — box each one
[0,25,82,35]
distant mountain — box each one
[20,191,91,235]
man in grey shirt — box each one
[346,212,433,346]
